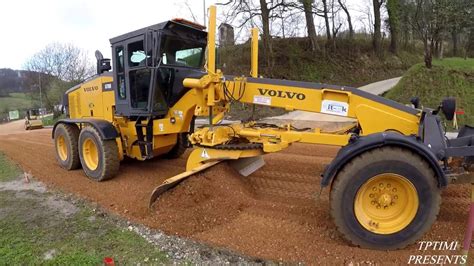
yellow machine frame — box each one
[169,6,420,170]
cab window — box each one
[115,46,126,99]
[128,41,147,67]
[160,35,205,68]
[127,40,152,109]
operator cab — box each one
[26,109,41,120]
[109,19,207,117]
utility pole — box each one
[38,72,43,116]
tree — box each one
[399,0,415,48]
[329,0,343,50]
[222,0,293,68]
[337,0,354,39]
[412,0,451,68]
[300,0,320,51]
[321,0,332,41]
[24,43,94,109]
[373,0,385,55]
[259,0,273,67]
[387,0,401,54]
[446,0,474,57]
[25,43,93,83]
[467,28,474,58]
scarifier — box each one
[52,6,474,250]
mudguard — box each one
[52,119,118,140]
[321,132,447,188]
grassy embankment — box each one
[385,58,474,127]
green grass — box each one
[0,152,20,181]
[0,153,169,265]
[0,195,169,265]
[42,114,65,126]
[0,92,37,113]
[433,57,474,71]
[385,57,474,127]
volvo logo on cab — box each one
[258,88,306,100]
[83,86,99,92]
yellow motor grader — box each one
[52,6,474,250]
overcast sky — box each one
[0,0,369,70]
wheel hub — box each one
[82,138,99,171]
[377,193,392,207]
[354,173,419,234]
[56,135,68,161]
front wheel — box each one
[78,127,119,181]
[330,147,441,250]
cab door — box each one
[125,36,153,115]
[113,33,169,117]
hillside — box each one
[0,69,32,96]
[385,58,474,127]
[219,38,423,87]
[0,69,56,121]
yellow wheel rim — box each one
[82,138,99,171]
[56,135,68,161]
[354,173,419,234]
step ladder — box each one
[134,116,154,160]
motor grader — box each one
[52,6,474,250]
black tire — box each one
[330,146,441,250]
[164,133,188,159]
[54,123,81,170]
[78,127,119,181]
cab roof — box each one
[109,20,207,45]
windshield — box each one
[160,35,205,68]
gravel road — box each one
[0,126,471,264]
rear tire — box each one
[54,123,81,170]
[78,127,119,181]
[330,146,440,250]
[164,133,188,159]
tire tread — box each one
[330,146,441,250]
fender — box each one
[52,118,118,140]
[321,132,447,188]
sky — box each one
[0,0,220,70]
[0,0,369,70]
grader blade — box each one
[148,160,222,208]
[229,156,265,176]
